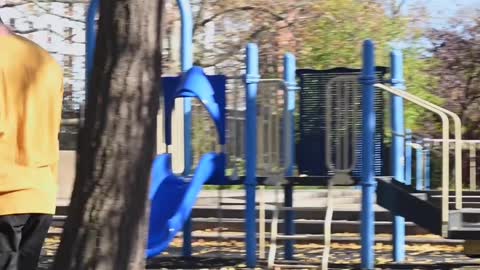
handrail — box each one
[61,119,80,126]
[425,138,480,144]
[376,84,463,209]
[409,142,423,150]
[375,83,450,235]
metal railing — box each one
[375,83,463,235]
[408,141,430,190]
[423,139,480,191]
[61,118,80,126]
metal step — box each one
[376,177,442,235]
[430,195,480,201]
[190,205,393,221]
[449,228,480,240]
[190,217,429,234]
[184,231,464,245]
[449,209,480,240]
[427,190,480,196]
[269,263,320,269]
[275,234,325,240]
[276,206,328,211]
[456,209,480,223]
[442,202,480,209]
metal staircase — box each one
[376,177,480,240]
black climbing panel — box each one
[295,67,388,181]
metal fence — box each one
[420,139,480,191]
[190,78,287,178]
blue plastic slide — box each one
[146,152,224,258]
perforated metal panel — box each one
[296,67,387,180]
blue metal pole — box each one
[245,43,260,268]
[177,0,194,258]
[85,0,99,92]
[177,0,193,175]
[283,53,296,260]
[405,130,413,186]
[390,49,406,262]
[425,147,431,190]
[416,145,424,190]
[284,53,296,176]
[360,40,376,270]
[177,0,193,73]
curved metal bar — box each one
[377,83,463,209]
[375,83,451,235]
[325,75,358,173]
[378,83,463,209]
[177,0,193,71]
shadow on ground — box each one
[147,256,246,269]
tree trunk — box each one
[53,1,164,270]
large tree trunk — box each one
[53,1,164,270]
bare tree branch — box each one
[196,25,269,68]
[31,1,86,23]
[197,6,285,29]
[0,0,87,7]
[192,0,208,34]
[13,27,76,42]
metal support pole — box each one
[425,147,431,190]
[405,130,413,186]
[390,49,405,262]
[245,43,260,268]
[283,53,297,260]
[84,0,99,126]
[416,145,424,190]
[360,40,377,270]
[470,144,477,190]
[177,0,194,176]
[177,0,194,257]
[85,0,98,85]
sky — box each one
[406,0,480,28]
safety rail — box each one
[375,83,462,235]
[423,139,480,191]
[379,84,464,209]
[61,119,80,126]
[408,141,429,190]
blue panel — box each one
[162,66,226,145]
[147,152,224,258]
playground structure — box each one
[81,0,480,269]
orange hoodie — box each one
[0,34,63,215]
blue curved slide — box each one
[146,152,225,258]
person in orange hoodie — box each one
[0,17,64,270]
